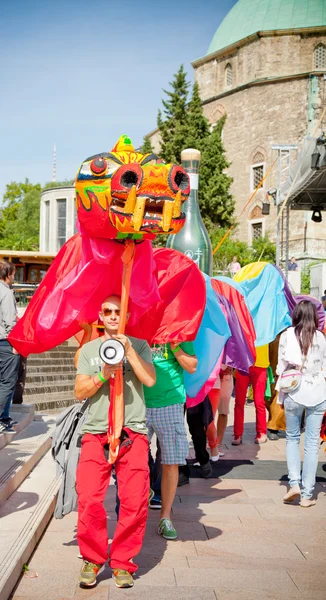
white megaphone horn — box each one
[99,339,125,365]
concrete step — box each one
[24,380,74,396]
[0,416,56,505]
[29,351,77,360]
[27,358,75,367]
[26,372,76,384]
[31,392,77,412]
[0,404,35,451]
[0,449,60,600]
[27,364,76,375]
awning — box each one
[280,135,326,211]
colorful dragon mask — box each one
[76,135,190,240]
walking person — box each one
[75,295,156,588]
[144,341,197,540]
[276,300,326,507]
[232,345,269,445]
[207,365,233,460]
[0,260,20,433]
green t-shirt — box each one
[77,336,152,435]
[144,342,195,409]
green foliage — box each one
[209,226,276,274]
[156,66,234,229]
[183,82,210,149]
[199,118,234,228]
[157,65,190,164]
[3,179,41,207]
[140,136,153,154]
[0,179,74,251]
[42,180,74,190]
[300,260,326,294]
[301,264,310,295]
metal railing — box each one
[13,283,39,307]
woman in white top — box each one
[276,301,326,507]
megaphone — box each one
[99,339,125,365]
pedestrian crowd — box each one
[1,269,325,590]
[72,294,326,590]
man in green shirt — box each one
[145,341,197,540]
[75,295,156,589]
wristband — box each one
[171,345,181,354]
[93,376,103,388]
[97,371,107,383]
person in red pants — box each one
[75,295,156,589]
[233,345,269,445]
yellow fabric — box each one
[233,262,268,282]
[255,344,270,368]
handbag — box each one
[278,354,307,393]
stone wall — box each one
[147,31,326,260]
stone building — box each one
[148,0,326,265]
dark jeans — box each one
[13,355,27,404]
[0,341,20,416]
[149,438,162,496]
[179,398,212,478]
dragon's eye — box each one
[90,157,107,175]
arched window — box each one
[225,63,233,88]
[314,44,326,69]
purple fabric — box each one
[274,265,297,315]
[294,295,325,332]
[215,292,255,373]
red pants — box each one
[234,367,267,437]
[76,429,149,573]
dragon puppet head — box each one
[75,135,190,241]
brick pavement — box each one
[12,403,326,600]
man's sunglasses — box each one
[101,308,120,316]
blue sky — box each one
[0,0,236,200]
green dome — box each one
[207,0,326,55]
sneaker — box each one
[158,518,178,540]
[231,436,242,446]
[2,417,18,426]
[177,472,189,487]
[79,560,104,587]
[255,434,268,444]
[112,569,134,588]
[217,446,225,457]
[149,494,162,510]
[268,430,279,441]
[200,461,213,479]
[283,485,301,503]
[300,498,316,508]
[0,422,7,434]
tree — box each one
[157,65,190,164]
[199,118,234,228]
[184,82,210,149]
[140,136,153,154]
[2,179,41,207]
[210,227,276,274]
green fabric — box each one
[264,365,275,401]
[205,0,326,56]
[144,342,195,409]
[77,336,152,435]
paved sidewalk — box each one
[12,403,326,600]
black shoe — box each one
[200,461,213,479]
[177,472,189,487]
[1,417,18,427]
[268,430,279,441]
[149,494,162,509]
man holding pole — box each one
[74,295,156,589]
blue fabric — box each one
[184,274,231,398]
[237,264,291,346]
